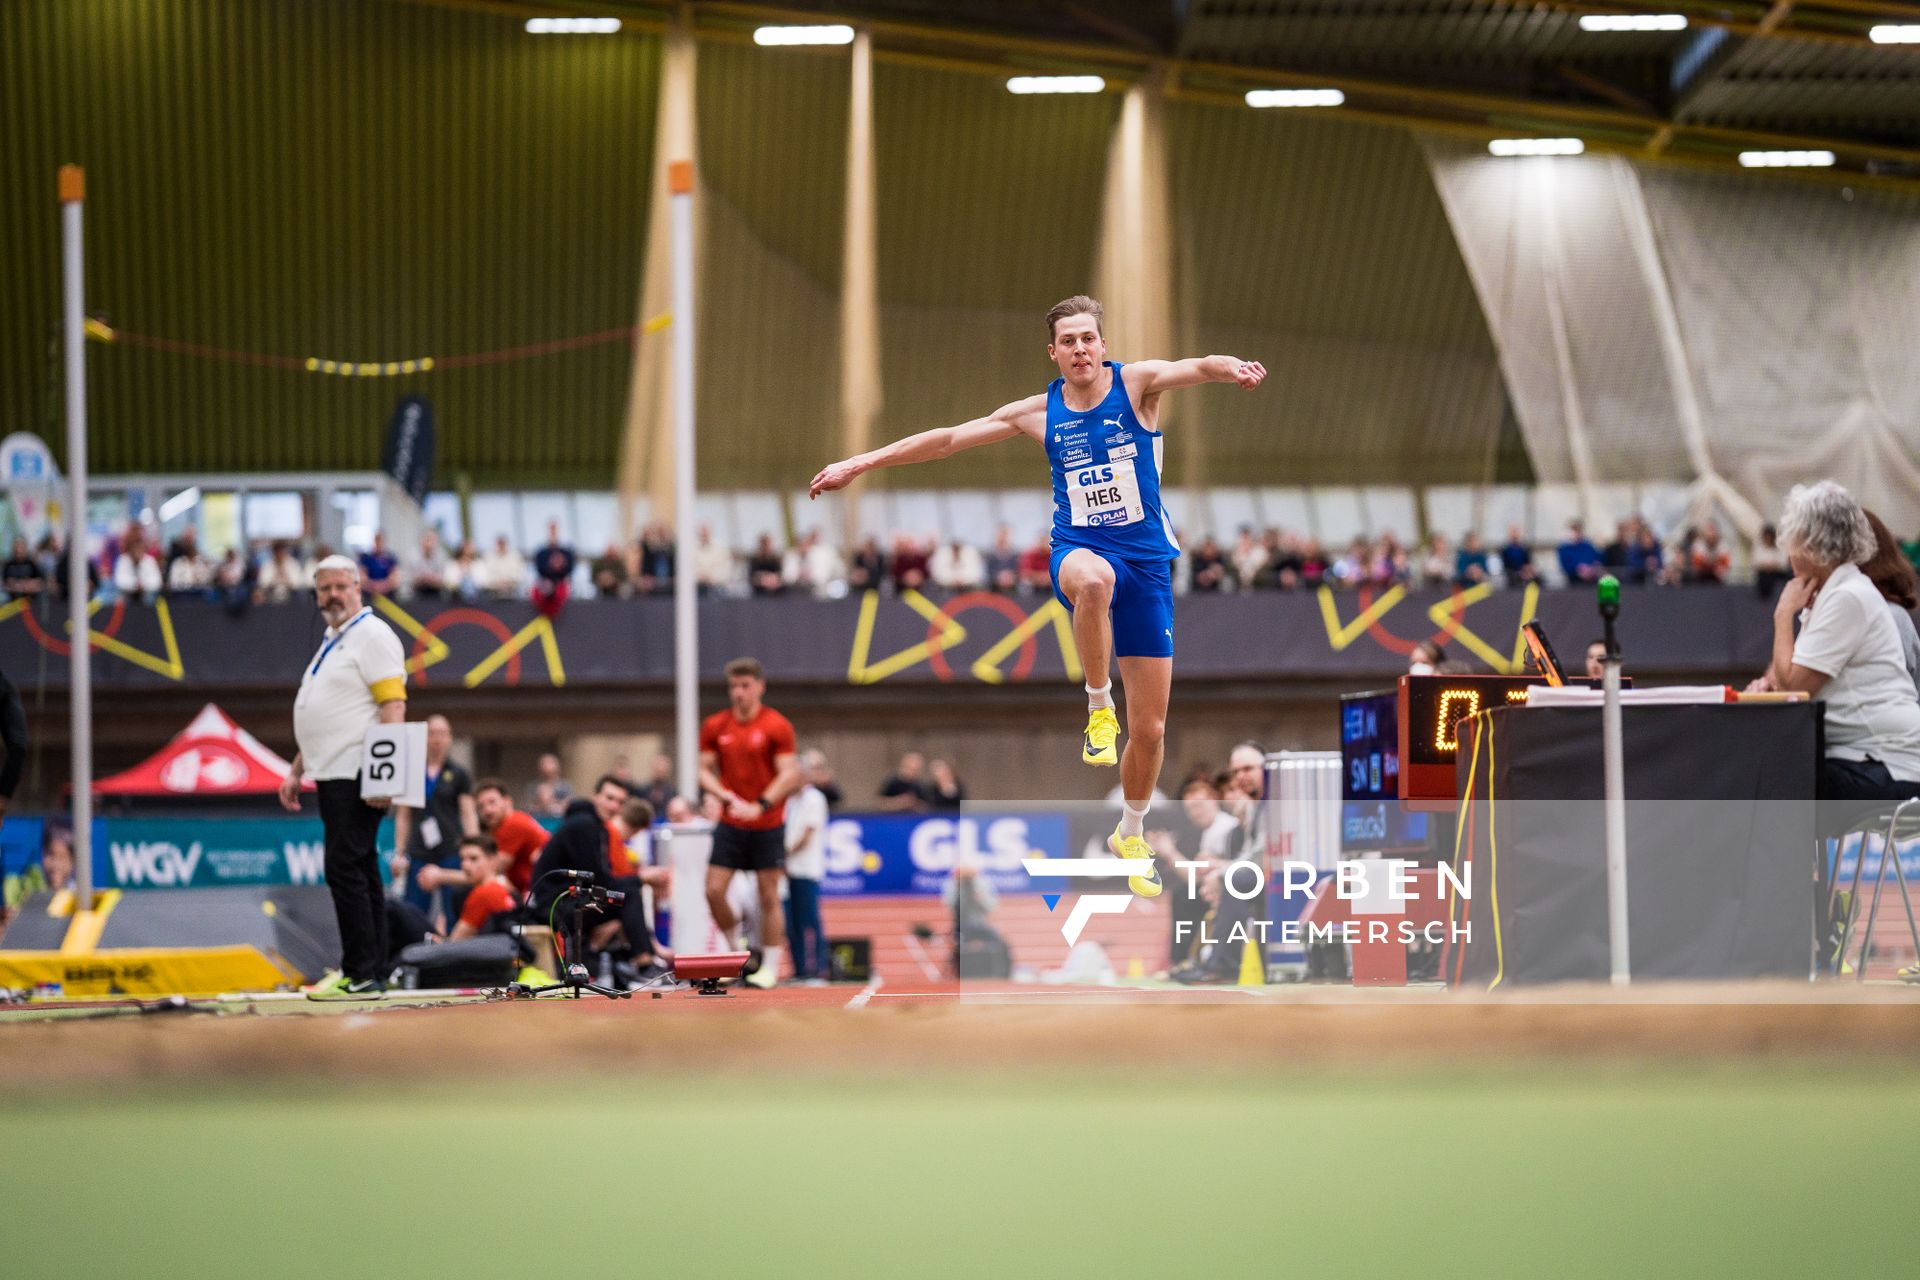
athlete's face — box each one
[1048,314,1105,388]
[729,673,765,716]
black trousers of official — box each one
[317,778,390,982]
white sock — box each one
[762,944,784,976]
[1086,681,1113,710]
[1120,799,1149,838]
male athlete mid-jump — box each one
[809,295,1265,896]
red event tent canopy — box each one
[94,703,309,796]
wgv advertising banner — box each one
[817,813,1071,897]
[97,818,330,890]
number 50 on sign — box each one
[360,722,427,808]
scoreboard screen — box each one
[1339,690,1430,853]
[1340,690,1399,802]
[1396,674,1619,805]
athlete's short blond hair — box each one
[1045,295,1104,341]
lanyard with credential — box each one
[308,607,372,677]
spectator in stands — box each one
[164,535,211,596]
[475,777,549,897]
[879,750,928,812]
[256,541,309,604]
[1585,640,1608,681]
[1763,481,1920,803]
[890,533,930,593]
[693,524,734,595]
[214,547,254,615]
[447,836,517,941]
[410,530,450,599]
[1557,519,1602,584]
[984,526,1020,594]
[1187,534,1228,593]
[2,537,43,600]
[636,521,676,594]
[447,540,483,601]
[162,526,204,590]
[1418,532,1452,587]
[480,534,526,598]
[526,752,573,817]
[925,758,965,812]
[1753,523,1790,598]
[1298,539,1330,588]
[590,543,629,598]
[1229,528,1267,592]
[113,526,163,602]
[1409,639,1446,675]
[846,535,886,592]
[1331,536,1372,589]
[1499,524,1534,585]
[783,529,846,598]
[358,531,399,597]
[1602,520,1633,573]
[1687,519,1731,585]
[1453,531,1491,586]
[1630,523,1667,586]
[1375,533,1413,587]
[531,521,575,618]
[746,533,786,596]
[784,749,832,985]
[1017,533,1051,595]
[1268,532,1306,590]
[930,536,985,592]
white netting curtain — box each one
[1424,138,1920,537]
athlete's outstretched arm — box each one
[809,395,1043,498]
[1124,355,1266,397]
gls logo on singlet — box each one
[1069,463,1145,527]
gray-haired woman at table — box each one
[1766,481,1920,803]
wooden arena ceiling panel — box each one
[1,0,663,482]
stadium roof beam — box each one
[1470,0,1920,52]
[376,0,1920,190]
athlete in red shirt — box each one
[698,656,801,988]
[475,778,549,896]
[450,836,518,940]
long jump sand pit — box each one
[7,979,1920,1087]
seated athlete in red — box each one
[475,778,549,897]
[449,835,518,940]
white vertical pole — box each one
[1601,655,1629,986]
[59,165,94,908]
[669,160,698,805]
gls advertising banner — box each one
[816,813,1071,897]
[96,818,330,890]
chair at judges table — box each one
[1827,798,1920,981]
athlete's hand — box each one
[277,771,302,812]
[808,459,861,499]
[1229,359,1266,390]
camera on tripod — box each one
[511,870,633,1000]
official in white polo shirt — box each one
[278,555,408,999]
[1767,481,1920,804]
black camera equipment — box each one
[509,870,633,1001]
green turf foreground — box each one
[4,1066,1917,1278]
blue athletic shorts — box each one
[1050,546,1175,660]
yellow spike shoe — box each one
[1108,827,1162,898]
[1082,706,1120,767]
